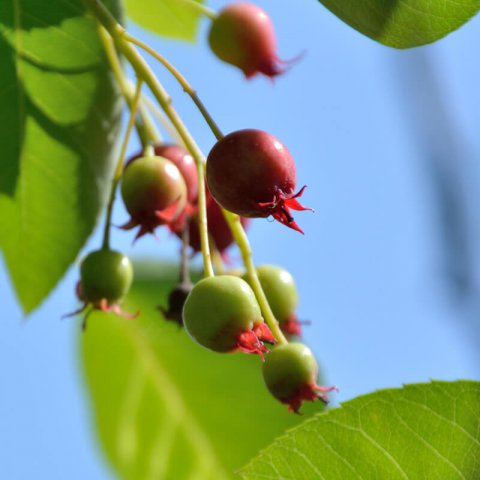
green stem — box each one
[176,0,217,20]
[179,217,193,286]
[102,78,143,250]
[97,25,159,146]
[128,32,285,340]
[139,92,186,147]
[223,211,288,345]
[124,32,223,141]
[86,0,214,278]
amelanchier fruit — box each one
[183,275,275,358]
[206,129,312,233]
[120,154,187,241]
[65,249,136,328]
[159,281,193,327]
[180,191,250,259]
[263,343,336,413]
[208,2,287,79]
[245,264,303,337]
[127,144,198,206]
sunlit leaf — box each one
[125,0,205,42]
[240,381,480,479]
[318,0,480,48]
[81,265,321,479]
[0,0,122,312]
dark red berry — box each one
[182,191,250,257]
[159,282,193,326]
[208,2,287,79]
[120,155,187,241]
[263,343,336,413]
[183,275,275,358]
[206,129,312,233]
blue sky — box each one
[1,1,479,478]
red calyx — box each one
[281,316,303,337]
[62,283,138,331]
[235,322,276,360]
[284,383,338,414]
[120,197,185,242]
[258,185,313,234]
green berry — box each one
[183,275,273,356]
[244,264,301,336]
[263,343,335,412]
[248,264,298,323]
[80,249,133,306]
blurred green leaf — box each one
[81,266,321,480]
[318,0,480,48]
[240,381,480,479]
[0,0,122,312]
[125,0,205,42]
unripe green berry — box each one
[247,264,298,323]
[263,343,317,400]
[80,249,133,306]
[262,343,335,412]
[183,275,272,356]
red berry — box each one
[127,144,198,205]
[120,155,187,241]
[183,192,250,257]
[208,2,286,79]
[64,249,136,328]
[262,343,336,413]
[183,275,275,358]
[206,129,312,233]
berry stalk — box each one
[223,211,288,345]
[87,0,214,278]
[102,78,143,250]
[97,25,159,146]
[138,94,185,147]
[124,32,224,141]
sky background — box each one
[1,1,480,478]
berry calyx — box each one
[120,154,187,241]
[183,275,275,358]
[245,264,302,337]
[208,2,287,79]
[64,249,136,328]
[206,129,312,233]
[262,343,336,413]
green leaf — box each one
[240,381,480,479]
[81,266,319,480]
[125,0,205,42]
[318,0,480,48]
[0,0,122,312]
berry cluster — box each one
[68,1,335,413]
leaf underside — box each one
[0,0,122,312]
[240,380,480,479]
[81,266,323,480]
[318,0,480,48]
[125,0,205,42]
